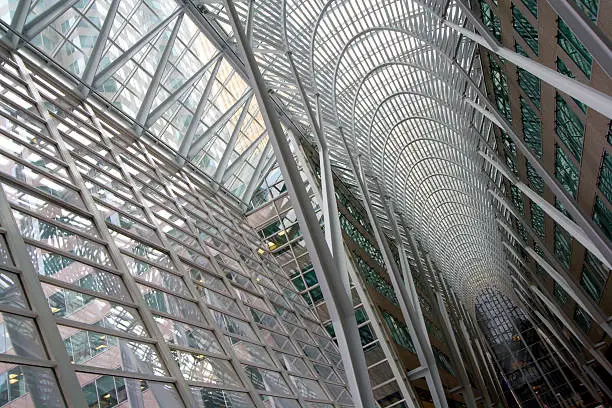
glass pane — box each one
[0,313,47,359]
[0,364,65,408]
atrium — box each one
[0,0,609,407]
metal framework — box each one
[0,0,610,407]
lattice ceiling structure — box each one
[194,0,513,309]
[0,0,515,309]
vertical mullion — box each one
[13,54,197,408]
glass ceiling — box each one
[193,0,513,307]
[0,0,274,200]
[0,0,514,307]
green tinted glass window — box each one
[511,185,524,214]
[558,19,592,78]
[517,45,541,109]
[512,6,538,54]
[489,57,512,122]
[521,97,542,158]
[553,283,569,304]
[520,0,537,16]
[574,307,591,332]
[556,58,587,112]
[555,146,579,198]
[531,203,545,238]
[598,152,612,203]
[593,196,612,241]
[556,94,584,160]
[480,1,502,41]
[554,224,572,268]
[382,310,416,352]
[527,162,544,194]
[580,252,607,302]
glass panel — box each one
[244,365,291,395]
[77,373,183,408]
[0,313,47,359]
[0,364,65,408]
[173,350,242,386]
[154,316,223,354]
[192,387,254,408]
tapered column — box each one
[222,2,376,406]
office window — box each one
[558,19,592,78]
[531,203,545,238]
[489,56,512,123]
[511,185,524,214]
[572,0,599,22]
[598,152,612,203]
[553,283,569,304]
[555,146,579,198]
[593,196,612,241]
[521,97,542,158]
[580,252,607,302]
[517,44,541,109]
[512,6,538,54]
[502,132,519,176]
[382,310,416,353]
[556,58,587,113]
[527,162,544,194]
[480,1,502,41]
[520,0,537,16]
[574,307,592,332]
[554,224,572,268]
[556,94,584,161]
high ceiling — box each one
[0,0,513,306]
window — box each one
[531,203,545,238]
[480,1,502,41]
[520,0,537,16]
[572,0,599,22]
[554,224,572,268]
[511,185,524,214]
[558,19,592,78]
[521,97,542,157]
[598,152,612,203]
[527,162,544,194]
[574,307,591,332]
[593,196,612,241]
[580,252,607,302]
[556,94,584,161]
[517,45,541,109]
[553,283,569,304]
[382,310,416,352]
[512,6,538,54]
[556,58,587,113]
[489,57,512,122]
[555,146,579,198]
[503,132,519,175]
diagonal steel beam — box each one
[92,9,183,89]
[80,0,122,97]
[6,0,31,48]
[22,0,79,41]
[174,56,223,166]
[186,90,254,159]
[213,94,254,182]
[134,10,185,129]
[145,53,221,128]
[221,130,267,184]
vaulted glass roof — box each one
[0,0,274,200]
[0,0,515,306]
[199,0,512,306]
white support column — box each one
[445,22,612,119]
[222,2,377,406]
[530,284,612,375]
[545,0,612,79]
[491,190,612,335]
[342,137,448,408]
[80,0,122,98]
[482,151,612,270]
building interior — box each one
[0,0,609,407]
